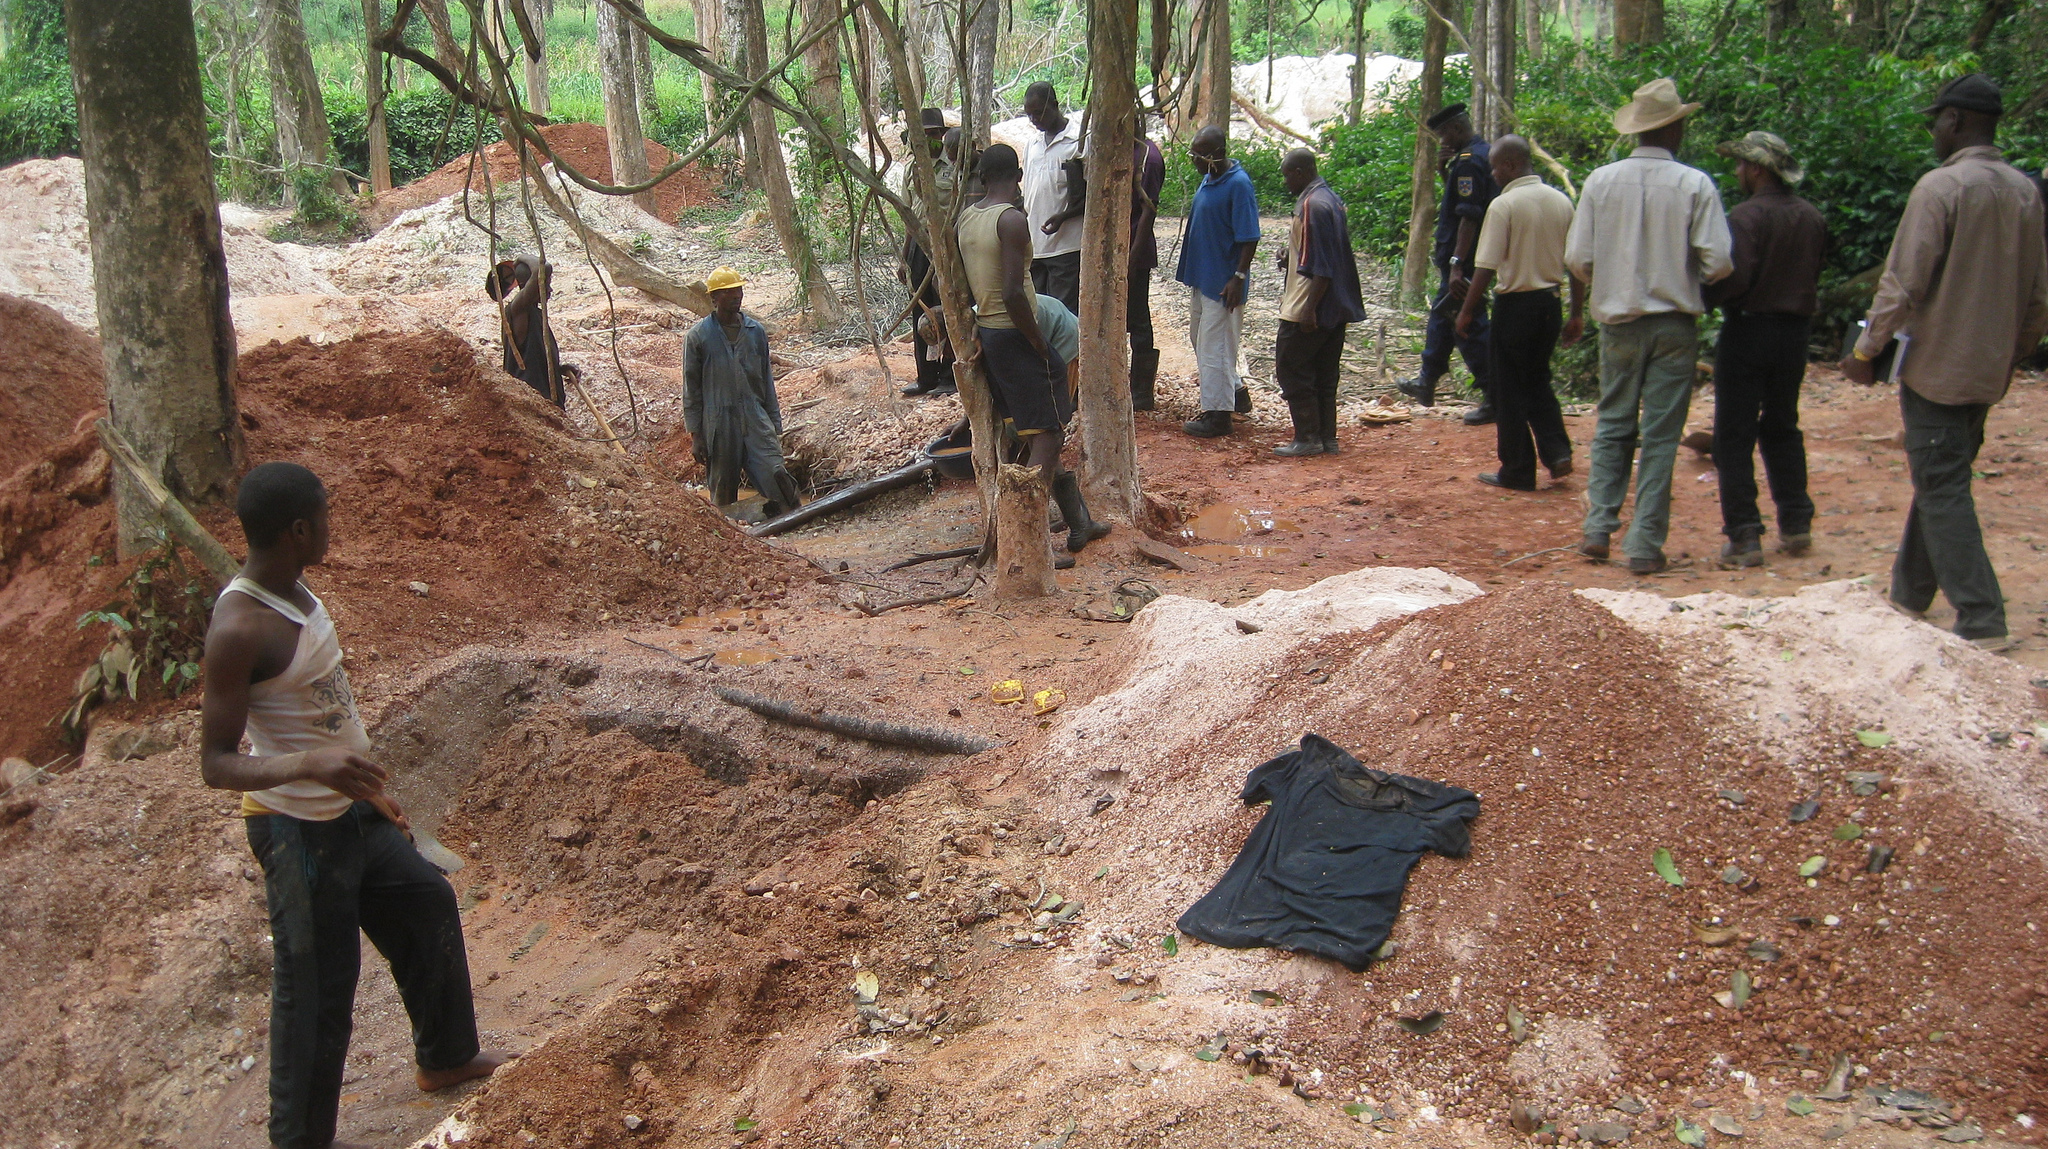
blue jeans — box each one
[247,802,479,1148]
[1420,262,1492,393]
[1583,313,1698,561]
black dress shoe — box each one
[1462,404,1495,426]
[1183,410,1233,438]
[1477,471,1534,491]
[1396,376,1436,406]
[1546,456,1573,478]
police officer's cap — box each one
[1425,103,1470,132]
[1921,73,2002,117]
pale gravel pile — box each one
[1583,579,2048,857]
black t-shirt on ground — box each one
[1176,734,1480,971]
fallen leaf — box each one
[734,1117,759,1132]
[1787,1096,1816,1116]
[1653,847,1685,887]
[1729,969,1753,1007]
[1799,855,1828,878]
[1721,865,1749,885]
[1833,822,1865,841]
[1938,1125,1985,1143]
[1506,1002,1529,1043]
[1343,1103,1379,1120]
[853,970,879,1003]
[1675,1116,1708,1146]
[1092,866,1109,881]
[1248,989,1283,1006]
[1693,922,1740,946]
[1789,799,1821,823]
[1395,1010,1445,1034]
[1746,939,1782,962]
[1710,1114,1744,1136]
[1855,729,1893,749]
[1160,934,1178,957]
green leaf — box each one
[1343,1102,1372,1118]
[1799,855,1827,878]
[1855,729,1893,748]
[1192,1047,1220,1061]
[1653,847,1685,887]
[1730,969,1753,1007]
[1780,650,1797,662]
[1093,866,1109,881]
[1248,989,1283,1006]
[1161,934,1179,957]
[734,1117,758,1132]
[1787,1096,1816,1116]
[1675,1116,1708,1146]
[1833,822,1864,841]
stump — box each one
[993,463,1056,598]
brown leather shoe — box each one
[1577,534,1610,560]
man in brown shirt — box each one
[1841,74,2048,651]
[1704,131,1827,569]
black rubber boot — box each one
[1319,390,1340,454]
[1050,472,1111,553]
[1273,396,1324,457]
[1397,375,1436,406]
[1183,410,1232,438]
[1129,348,1160,412]
[1234,385,1254,415]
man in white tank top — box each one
[201,462,510,1148]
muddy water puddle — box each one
[1183,542,1294,560]
[1182,504,1300,558]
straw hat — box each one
[1612,78,1701,135]
[1715,130,1804,185]
[705,267,746,292]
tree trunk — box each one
[1469,0,1491,136]
[738,0,845,323]
[418,0,471,84]
[1198,0,1232,133]
[1077,0,1140,522]
[1526,0,1542,55]
[66,0,244,555]
[1398,1,1447,307]
[522,0,551,117]
[1346,0,1369,122]
[801,0,847,160]
[632,21,660,129]
[994,466,1056,597]
[1967,0,2013,52]
[722,0,757,182]
[363,0,392,193]
[1613,0,1663,45]
[965,0,999,146]
[255,0,349,199]
[596,2,658,214]
[912,0,955,111]
[1487,0,1516,138]
[691,0,723,132]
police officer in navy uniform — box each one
[1399,103,1500,425]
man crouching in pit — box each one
[201,462,510,1148]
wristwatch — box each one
[1231,271,1247,281]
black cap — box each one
[1425,103,1470,131]
[1921,73,2002,117]
[920,107,947,131]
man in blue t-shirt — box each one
[1174,125,1263,438]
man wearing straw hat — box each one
[1565,78,1733,574]
[1840,74,2048,653]
[1703,130,1827,570]
[684,267,804,521]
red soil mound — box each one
[0,327,807,763]
[0,294,105,479]
[363,122,719,231]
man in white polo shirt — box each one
[1022,81,1085,315]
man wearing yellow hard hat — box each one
[684,267,803,519]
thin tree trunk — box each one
[1967,0,2012,52]
[255,0,349,199]
[66,0,245,554]
[1613,0,1662,45]
[802,0,847,159]
[1199,0,1232,133]
[914,0,956,110]
[965,0,999,146]
[722,0,757,182]
[1077,0,1140,522]
[1469,0,1490,136]
[523,0,551,117]
[1346,0,1368,122]
[632,21,660,129]
[1488,0,1516,138]
[419,0,470,84]
[1525,0,1542,56]
[363,0,393,193]
[738,0,845,323]
[994,465,1056,597]
[596,1,658,214]
[1398,1,1447,307]
[691,0,723,130]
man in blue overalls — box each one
[684,267,803,520]
[1399,104,1499,425]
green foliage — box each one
[288,163,358,229]
[0,0,75,161]
[326,83,487,187]
[62,530,211,738]
[1317,116,1426,259]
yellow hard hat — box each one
[705,266,746,292]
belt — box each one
[1495,286,1562,299]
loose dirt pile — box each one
[361,123,719,233]
[0,327,810,764]
[773,350,962,481]
[0,158,337,333]
[0,294,105,477]
[389,575,2048,1149]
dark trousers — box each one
[1275,319,1346,405]
[905,240,952,390]
[1031,251,1082,315]
[247,802,480,1149]
[1488,289,1570,488]
[1713,312,1813,539]
[1128,271,1155,353]
[1421,260,1492,393]
[1893,384,2006,639]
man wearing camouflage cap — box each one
[1703,130,1827,570]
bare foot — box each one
[416,1049,517,1092]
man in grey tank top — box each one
[202,463,510,1148]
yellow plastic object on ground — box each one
[991,679,1026,704]
[1033,688,1066,716]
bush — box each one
[0,0,76,162]
[328,83,487,187]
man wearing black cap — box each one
[1841,74,2048,654]
[901,108,957,397]
[1398,104,1498,424]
